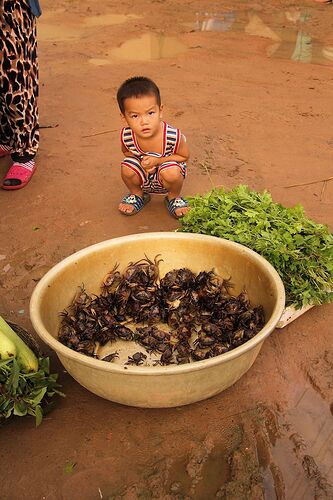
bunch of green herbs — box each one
[0,356,64,427]
[180,185,333,308]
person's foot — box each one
[1,160,36,190]
[0,145,12,158]
[118,193,151,215]
[165,196,190,219]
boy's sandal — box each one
[1,160,36,191]
[119,192,151,216]
[164,196,189,219]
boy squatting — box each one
[117,76,190,219]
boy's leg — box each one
[119,161,145,214]
[1,0,39,188]
[159,165,189,218]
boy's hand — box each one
[141,155,160,173]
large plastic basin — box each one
[30,232,285,407]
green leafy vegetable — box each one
[180,185,333,308]
[0,356,64,426]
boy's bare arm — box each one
[141,135,190,171]
[161,135,190,163]
[121,144,134,157]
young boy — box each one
[117,76,190,218]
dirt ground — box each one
[1,0,333,498]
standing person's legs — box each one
[0,0,39,190]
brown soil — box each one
[1,0,333,499]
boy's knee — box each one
[159,166,183,184]
[121,165,141,182]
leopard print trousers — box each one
[0,0,39,160]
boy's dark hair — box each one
[117,76,161,113]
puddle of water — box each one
[89,58,112,67]
[287,387,333,481]
[164,442,231,498]
[83,13,141,27]
[166,458,193,496]
[261,467,277,500]
[269,385,333,497]
[194,12,237,33]
[38,24,82,42]
[193,9,333,66]
[193,447,230,497]
[39,12,141,43]
[109,33,187,61]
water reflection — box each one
[83,13,141,27]
[88,33,187,66]
[282,386,333,495]
[195,12,236,32]
[194,9,333,65]
[109,33,186,61]
[39,11,142,42]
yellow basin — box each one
[30,232,285,407]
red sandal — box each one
[1,160,36,190]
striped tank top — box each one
[120,121,182,159]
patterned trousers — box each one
[0,0,39,160]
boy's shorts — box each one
[121,156,187,194]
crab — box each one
[154,346,174,366]
[175,343,191,364]
[58,257,266,366]
[191,347,209,362]
[209,343,230,357]
[195,270,224,299]
[125,352,147,366]
[123,255,162,287]
[101,263,121,296]
[76,340,96,357]
[113,324,133,340]
[101,351,119,362]
[194,333,216,349]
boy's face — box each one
[121,94,163,139]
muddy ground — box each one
[1,0,333,498]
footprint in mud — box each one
[61,403,333,500]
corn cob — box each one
[0,328,17,360]
[0,316,38,373]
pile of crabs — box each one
[58,256,265,366]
